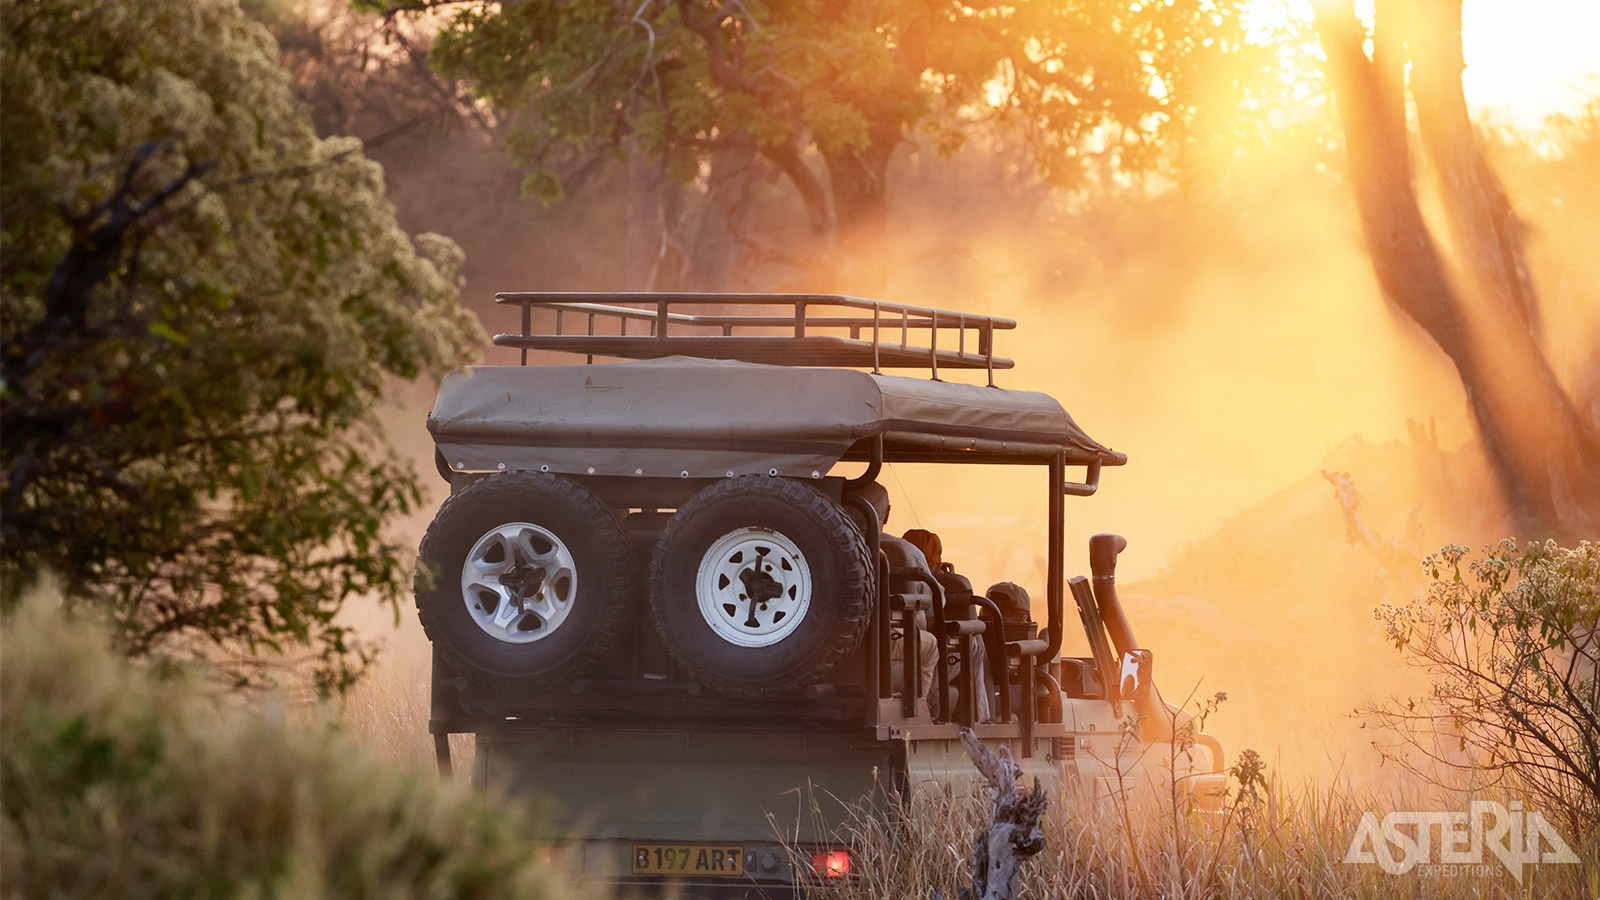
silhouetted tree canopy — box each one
[0,0,483,691]
[416,0,1267,287]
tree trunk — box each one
[1406,0,1539,332]
[682,141,763,291]
[623,140,682,291]
[821,118,902,295]
[1314,0,1600,539]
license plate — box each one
[631,843,746,877]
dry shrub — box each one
[1364,540,1600,837]
[0,586,581,900]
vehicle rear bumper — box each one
[585,875,802,899]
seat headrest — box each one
[935,570,973,598]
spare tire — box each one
[415,472,633,690]
[648,475,872,698]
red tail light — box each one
[811,849,851,877]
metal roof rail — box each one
[492,292,1016,385]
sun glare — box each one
[1460,0,1600,128]
[1251,0,1600,129]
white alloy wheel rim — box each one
[460,522,577,644]
[695,527,812,647]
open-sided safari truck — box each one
[418,293,1224,898]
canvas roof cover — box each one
[428,357,1124,478]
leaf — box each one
[148,322,188,345]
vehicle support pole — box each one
[865,570,881,726]
[844,436,890,711]
[889,568,929,720]
[1048,453,1066,667]
[973,595,1010,724]
[904,604,921,719]
[1020,659,1036,757]
[519,301,530,366]
[902,586,928,717]
[1014,453,1063,755]
[433,733,453,778]
[930,581,949,723]
[959,639,975,726]
[844,435,884,491]
[878,556,892,703]
[844,491,885,725]
[428,645,457,778]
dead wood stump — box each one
[955,727,1048,900]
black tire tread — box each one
[648,476,873,699]
[415,472,635,691]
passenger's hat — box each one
[987,581,1031,621]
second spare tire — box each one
[649,475,872,699]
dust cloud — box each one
[347,96,1599,784]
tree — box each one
[1363,541,1600,837]
[1313,0,1600,540]
[246,0,488,151]
[421,0,1262,291]
[0,0,483,691]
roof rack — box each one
[493,292,1016,385]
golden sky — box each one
[1460,0,1600,127]
[1270,0,1600,129]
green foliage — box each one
[425,0,1268,208]
[0,588,579,900]
[0,0,484,690]
[1368,541,1600,834]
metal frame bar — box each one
[900,570,950,723]
[493,292,1016,377]
[972,594,1011,725]
[1047,452,1066,662]
[877,555,893,703]
[1074,576,1123,719]
[858,451,1074,747]
[843,491,886,727]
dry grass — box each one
[334,657,475,776]
[327,635,1598,899]
[791,766,1599,899]
[21,581,1587,899]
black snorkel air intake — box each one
[1089,533,1136,656]
[1088,533,1172,740]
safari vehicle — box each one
[418,292,1224,898]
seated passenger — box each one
[901,528,944,572]
[988,581,1032,626]
[986,581,1038,720]
[903,527,993,724]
